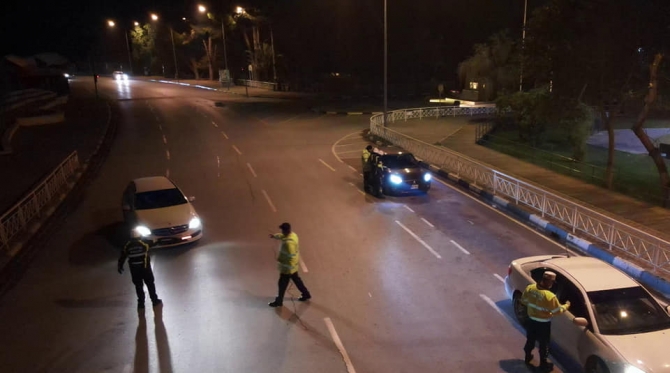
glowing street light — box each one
[134,21,139,26]
[106,19,133,75]
[235,6,245,14]
[108,20,115,27]
[198,4,207,13]
[151,13,159,21]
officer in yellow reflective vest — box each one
[268,222,311,307]
[521,271,570,371]
[362,145,373,192]
[118,230,162,309]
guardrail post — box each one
[572,207,578,233]
[419,110,423,120]
[607,223,615,250]
[515,179,520,205]
[652,245,661,272]
[541,193,546,218]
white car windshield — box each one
[589,286,670,335]
[135,188,187,210]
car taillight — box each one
[507,265,512,277]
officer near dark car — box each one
[521,271,570,371]
[362,145,373,192]
[369,153,385,198]
[118,230,162,309]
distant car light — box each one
[390,175,403,184]
[63,73,70,78]
[423,173,432,182]
[135,225,151,237]
[189,217,201,229]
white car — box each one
[122,176,202,247]
[113,71,128,80]
[504,255,670,373]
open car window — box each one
[134,188,187,210]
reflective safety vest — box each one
[273,232,300,274]
[521,283,569,322]
[362,149,372,172]
[119,239,151,268]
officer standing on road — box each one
[369,154,386,198]
[268,222,311,307]
[362,145,373,192]
[521,271,570,371]
[118,230,162,309]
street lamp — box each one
[151,13,179,81]
[107,19,133,75]
[198,4,230,88]
[235,6,276,83]
[519,0,528,92]
[383,0,388,127]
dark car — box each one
[369,152,431,195]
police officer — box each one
[268,222,311,307]
[362,145,373,192]
[369,154,385,198]
[118,230,162,309]
[521,271,570,371]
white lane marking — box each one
[232,145,242,155]
[162,135,167,144]
[479,294,506,318]
[433,178,573,252]
[348,182,366,196]
[212,121,218,128]
[338,149,367,154]
[165,150,170,160]
[403,205,415,213]
[158,125,163,131]
[421,218,435,228]
[368,292,372,298]
[359,173,363,177]
[334,141,369,147]
[319,159,336,172]
[221,131,229,139]
[165,169,170,178]
[331,131,363,163]
[494,274,505,283]
[468,220,474,225]
[217,156,220,168]
[395,220,442,259]
[261,190,277,213]
[299,259,308,273]
[450,239,470,255]
[324,318,357,373]
[247,163,257,178]
[348,165,357,172]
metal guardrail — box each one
[370,107,670,275]
[236,79,277,91]
[0,151,80,252]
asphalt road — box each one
[0,78,573,373]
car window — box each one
[134,188,187,210]
[557,280,592,325]
[588,286,670,335]
[381,154,418,168]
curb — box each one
[416,160,670,299]
[312,108,383,116]
[147,79,307,100]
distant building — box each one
[3,53,70,95]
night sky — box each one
[2,0,541,84]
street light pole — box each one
[270,25,277,83]
[124,30,133,75]
[383,0,388,127]
[519,0,528,92]
[170,27,179,81]
[221,18,230,89]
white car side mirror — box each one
[573,317,589,327]
[188,196,196,202]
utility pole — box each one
[221,17,230,89]
[270,25,277,83]
[124,30,133,75]
[383,0,388,127]
[519,0,528,92]
[170,27,179,81]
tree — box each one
[229,9,276,81]
[185,23,221,81]
[130,24,157,73]
[458,31,519,100]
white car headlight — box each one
[135,225,151,237]
[624,365,646,373]
[423,173,432,182]
[123,74,128,80]
[189,217,201,229]
[390,174,403,184]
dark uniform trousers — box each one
[276,272,310,304]
[130,265,158,304]
[524,319,551,361]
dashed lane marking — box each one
[494,274,505,283]
[403,205,415,213]
[212,121,218,128]
[347,165,357,172]
[421,218,434,228]
[247,163,257,178]
[395,220,442,259]
[162,135,167,144]
[261,190,277,213]
[232,145,242,155]
[450,240,470,255]
[165,150,170,160]
[221,131,228,139]
[300,259,308,273]
[319,159,336,172]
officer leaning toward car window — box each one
[362,145,373,192]
[370,154,385,199]
[118,230,162,310]
[521,271,570,371]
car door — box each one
[551,274,593,364]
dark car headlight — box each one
[389,174,403,184]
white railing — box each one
[0,151,80,252]
[236,79,277,91]
[371,107,670,275]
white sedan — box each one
[504,255,670,373]
[113,71,128,80]
[122,176,202,247]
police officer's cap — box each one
[279,222,291,231]
[543,271,557,281]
